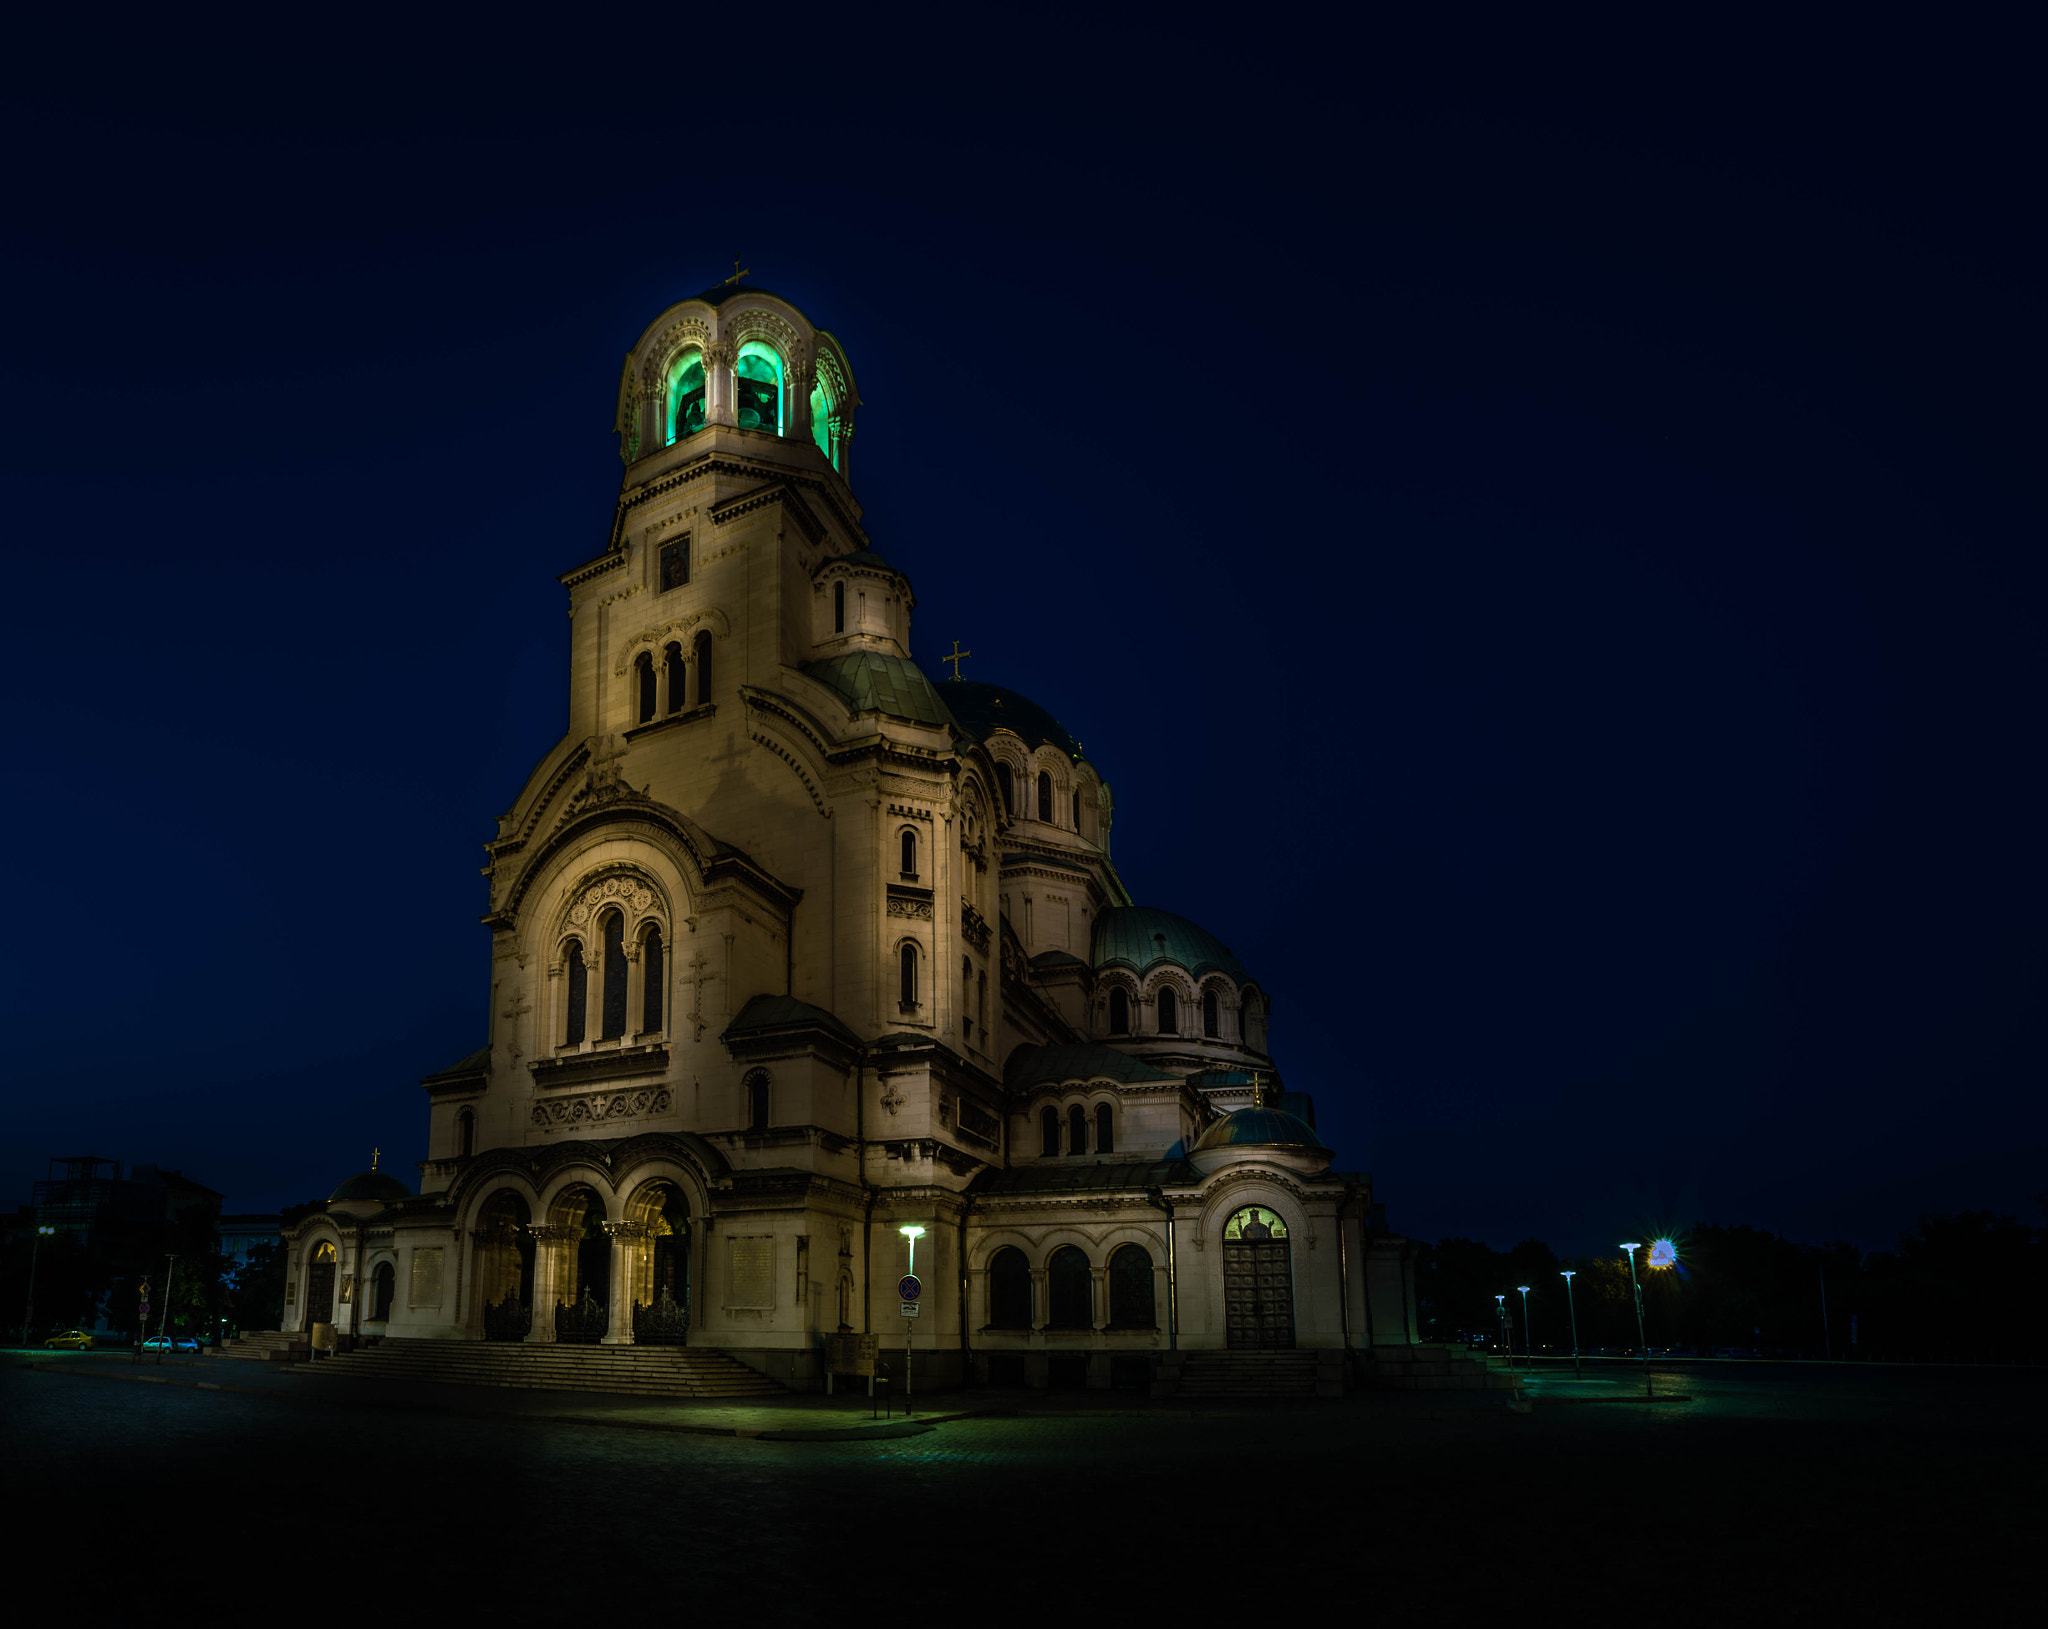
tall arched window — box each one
[833,580,845,633]
[564,942,587,1044]
[899,942,919,1009]
[635,652,656,724]
[1067,1104,1087,1156]
[995,763,1014,815]
[694,630,712,704]
[989,1247,1031,1329]
[1108,988,1129,1034]
[457,1108,475,1158]
[600,909,628,1039]
[1094,1104,1114,1155]
[1072,789,1081,830]
[1202,990,1219,1038]
[641,925,664,1033]
[1108,1244,1155,1327]
[1041,1106,1060,1157]
[900,829,917,878]
[663,642,685,714]
[1157,988,1178,1035]
[735,341,783,434]
[670,351,706,442]
[747,1071,770,1131]
[1047,1245,1092,1328]
[1036,771,1052,821]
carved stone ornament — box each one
[887,896,935,921]
[530,1086,673,1128]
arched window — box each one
[1109,1244,1154,1327]
[1203,990,1219,1038]
[900,829,917,878]
[457,1108,475,1159]
[1036,771,1052,821]
[635,651,656,724]
[1108,988,1129,1035]
[1041,1106,1060,1157]
[810,370,838,465]
[989,1246,1031,1329]
[371,1261,396,1322]
[670,351,706,442]
[600,909,628,1039]
[1094,1103,1114,1155]
[694,631,713,704]
[833,580,845,633]
[995,763,1013,815]
[747,1071,770,1132]
[735,341,783,434]
[663,643,685,714]
[1047,1245,1092,1328]
[1157,988,1178,1035]
[564,942,587,1044]
[899,942,919,1009]
[641,924,664,1033]
[1067,1104,1087,1156]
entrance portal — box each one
[551,1185,610,1343]
[1222,1207,1294,1349]
[305,1242,337,1329]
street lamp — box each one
[1621,1243,1651,1398]
[20,1225,55,1345]
[1560,1270,1581,1376]
[897,1224,925,1411]
[1516,1286,1533,1368]
[1494,1293,1509,1373]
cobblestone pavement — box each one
[4,1356,2037,1621]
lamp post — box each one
[20,1225,55,1345]
[1621,1243,1650,1398]
[897,1223,925,1412]
[1495,1293,1509,1373]
[1561,1270,1581,1376]
[1516,1286,1533,1368]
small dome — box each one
[329,1169,411,1204]
[1193,1107,1327,1154]
[1093,906,1251,983]
[941,680,1084,761]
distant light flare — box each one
[1647,1237,1679,1269]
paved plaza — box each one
[4,1353,2037,1620]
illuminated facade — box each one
[282,281,1417,1389]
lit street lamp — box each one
[1560,1270,1581,1376]
[1621,1243,1651,1398]
[20,1224,55,1345]
[897,1223,925,1411]
[1517,1286,1533,1367]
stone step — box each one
[303,1338,785,1398]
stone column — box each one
[524,1224,572,1343]
[1029,1267,1048,1332]
[603,1221,650,1344]
[785,359,814,445]
[1090,1266,1109,1332]
[705,341,737,427]
[832,413,855,480]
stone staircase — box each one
[297,1337,787,1398]
[219,1331,304,1362]
[1366,1343,1519,1391]
[1152,1350,1344,1399]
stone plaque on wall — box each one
[409,1247,444,1308]
[726,1235,775,1310]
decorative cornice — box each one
[529,1045,670,1089]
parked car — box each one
[43,1329,96,1350]
[141,1335,201,1354]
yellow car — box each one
[42,1329,96,1350]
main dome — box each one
[941,680,1083,761]
[329,1169,411,1204]
[1092,906,1251,983]
[1193,1107,1327,1153]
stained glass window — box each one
[1223,1206,1288,1241]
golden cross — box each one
[371,1146,381,1171]
[943,640,972,680]
[1246,1072,1268,1108]
[722,254,751,287]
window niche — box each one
[659,536,690,591]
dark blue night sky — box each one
[2,18,2039,1253]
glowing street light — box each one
[1560,1270,1581,1376]
[897,1223,926,1411]
[1621,1243,1651,1398]
[1516,1286,1533,1367]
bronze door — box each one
[306,1261,335,1328]
[1223,1239,1295,1349]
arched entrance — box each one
[475,1191,536,1341]
[305,1242,337,1329]
[370,1262,395,1322]
[550,1185,610,1344]
[1222,1206,1294,1349]
[626,1183,691,1345]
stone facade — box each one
[283,280,1418,1388]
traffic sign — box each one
[900,1302,921,1318]
[898,1274,921,1301]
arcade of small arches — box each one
[551,873,673,1050]
[979,1240,1159,1331]
[631,630,715,723]
[1101,974,1265,1048]
[991,751,1098,840]
[659,334,850,469]
[1033,1098,1119,1157]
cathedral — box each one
[283,280,1419,1390]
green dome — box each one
[801,652,952,728]
[1092,906,1251,983]
[329,1169,411,1204]
[1193,1107,1327,1153]
[941,680,1084,761]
